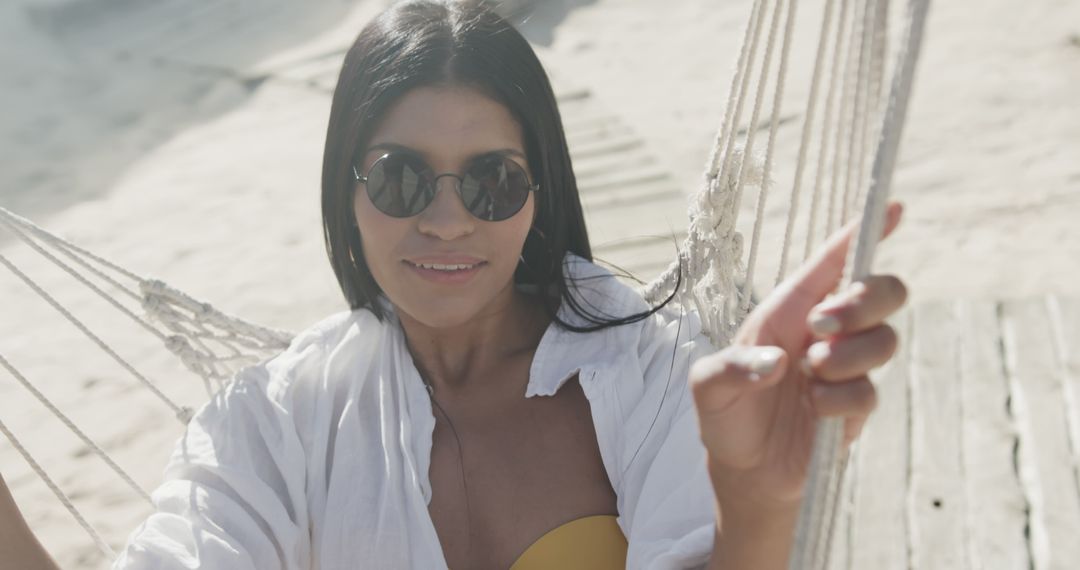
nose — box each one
[415,176,475,241]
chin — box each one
[395,297,485,329]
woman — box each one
[0,1,906,568]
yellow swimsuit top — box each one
[508,515,628,570]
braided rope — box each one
[0,417,116,559]
[0,252,193,424]
[0,207,142,283]
[840,0,874,227]
[743,0,799,300]
[732,0,788,315]
[776,0,839,284]
[706,0,768,179]
[790,2,931,568]
[803,0,853,262]
[0,215,166,342]
[0,353,152,504]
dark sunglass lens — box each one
[462,156,531,221]
[367,154,433,217]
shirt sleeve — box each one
[620,306,719,570]
[112,363,311,570]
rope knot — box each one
[175,407,195,424]
[164,335,193,357]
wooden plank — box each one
[957,300,1030,569]
[1001,297,1080,569]
[908,301,968,568]
[847,307,912,569]
[1045,296,1080,506]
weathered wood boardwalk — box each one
[823,296,1080,570]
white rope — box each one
[775,0,838,284]
[714,0,771,186]
[706,0,768,179]
[0,353,152,504]
[825,0,861,236]
[732,0,787,315]
[0,207,142,283]
[743,0,799,298]
[0,216,166,342]
[140,280,292,383]
[803,0,853,262]
[854,0,892,212]
[790,2,931,568]
[0,205,292,388]
[840,0,874,226]
[0,252,194,424]
[0,417,116,559]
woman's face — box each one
[354,84,536,329]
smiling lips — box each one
[403,256,487,283]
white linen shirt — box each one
[113,254,720,569]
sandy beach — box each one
[1,0,1078,567]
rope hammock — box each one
[0,0,929,567]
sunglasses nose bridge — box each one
[432,172,464,192]
[421,173,474,222]
[430,172,471,207]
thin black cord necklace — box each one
[422,377,474,565]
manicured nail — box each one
[799,357,813,377]
[807,342,831,363]
[846,280,868,298]
[748,346,784,377]
[809,313,841,337]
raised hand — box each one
[690,202,907,521]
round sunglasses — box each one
[352,152,540,222]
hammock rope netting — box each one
[0,0,929,567]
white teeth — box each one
[414,262,476,271]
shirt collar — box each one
[525,252,649,397]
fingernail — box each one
[748,346,784,376]
[809,313,841,336]
[799,357,813,377]
[846,280,867,298]
[808,342,831,364]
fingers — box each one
[786,202,904,304]
[807,274,908,337]
[808,375,877,417]
[802,324,898,381]
[689,345,787,412]
[806,375,877,447]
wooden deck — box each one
[827,296,1080,570]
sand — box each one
[0,0,1077,567]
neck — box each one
[395,285,551,394]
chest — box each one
[425,376,618,570]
